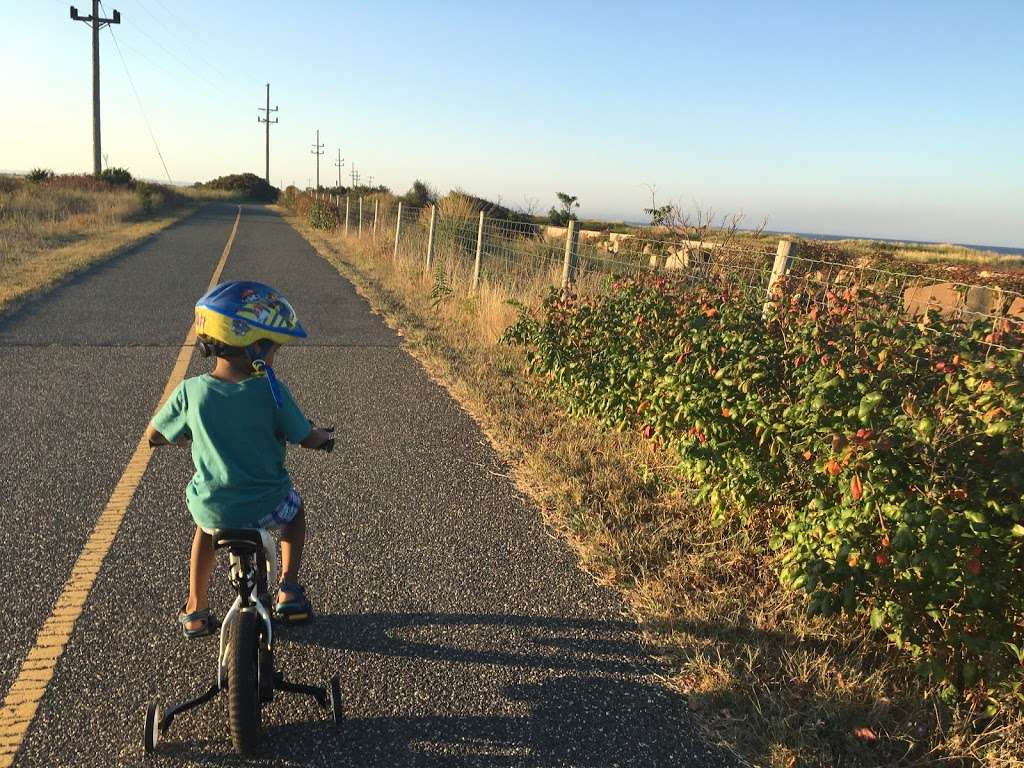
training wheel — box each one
[144,701,162,753]
[328,675,343,728]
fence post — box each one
[763,239,796,317]
[344,197,350,235]
[560,219,579,289]
[425,205,437,270]
[472,211,485,291]
[373,199,380,238]
[358,197,363,237]
[393,201,403,260]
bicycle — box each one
[143,429,341,754]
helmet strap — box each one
[246,340,283,408]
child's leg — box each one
[278,504,306,603]
[184,527,215,630]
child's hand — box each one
[300,426,335,451]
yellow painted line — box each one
[0,205,242,767]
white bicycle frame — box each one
[217,529,278,689]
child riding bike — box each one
[145,281,333,638]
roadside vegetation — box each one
[281,186,1023,766]
[0,170,264,312]
[194,172,279,202]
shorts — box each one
[257,488,303,529]
[200,488,303,534]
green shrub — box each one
[136,185,154,214]
[201,173,279,202]
[280,185,301,211]
[505,272,1024,708]
[26,168,54,182]
[308,200,339,230]
[99,167,133,185]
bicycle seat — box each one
[212,528,265,555]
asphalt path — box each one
[1,203,732,766]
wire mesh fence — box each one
[326,194,1024,355]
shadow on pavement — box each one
[156,612,726,767]
[291,611,675,675]
[162,677,701,767]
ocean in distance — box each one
[774,231,1024,258]
[619,222,1024,257]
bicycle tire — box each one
[227,610,261,754]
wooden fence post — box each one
[763,239,796,317]
[560,219,579,288]
[393,201,403,260]
[358,197,363,237]
[344,197,350,235]
[373,199,380,238]
[472,211,485,290]
[426,205,437,270]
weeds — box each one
[0,173,206,311]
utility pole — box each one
[334,148,344,189]
[257,83,278,184]
[311,129,324,190]
[350,163,357,189]
[70,2,121,175]
[368,175,374,188]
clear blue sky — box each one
[3,0,1022,247]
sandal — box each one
[177,605,220,639]
[273,580,312,624]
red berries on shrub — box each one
[505,274,1024,697]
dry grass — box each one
[284,208,1024,767]
[0,175,226,312]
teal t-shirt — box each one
[151,374,311,529]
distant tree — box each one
[641,185,673,227]
[644,203,673,227]
[547,192,579,226]
[404,179,437,207]
[26,168,54,182]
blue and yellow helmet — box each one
[194,281,306,408]
[194,280,307,348]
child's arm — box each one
[145,423,191,448]
[149,381,190,448]
[277,382,333,450]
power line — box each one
[133,0,234,89]
[111,35,180,81]
[104,21,173,183]
[117,6,223,95]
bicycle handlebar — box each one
[313,425,335,453]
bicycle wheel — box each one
[227,610,261,754]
